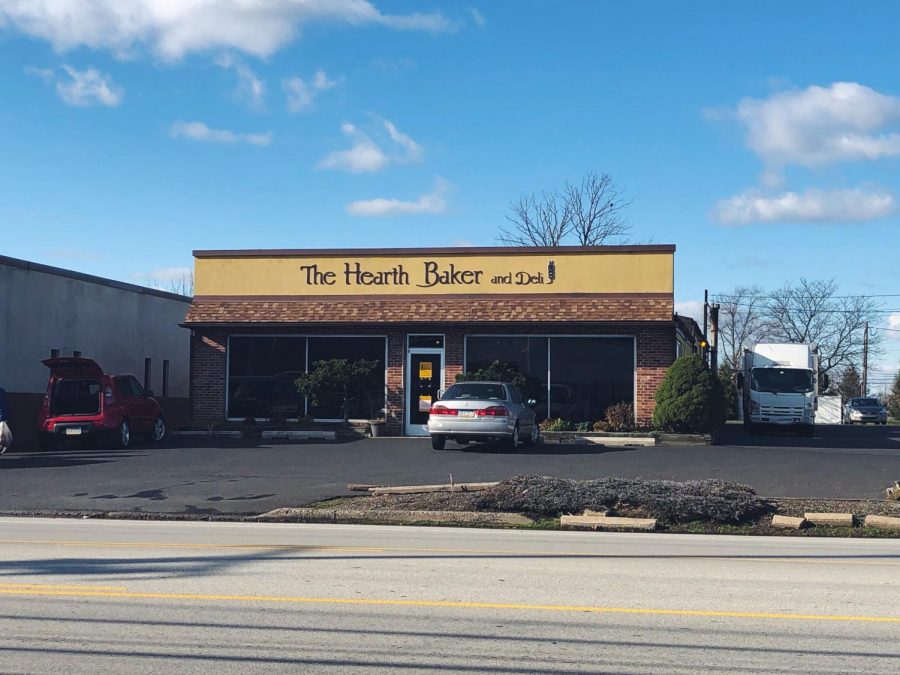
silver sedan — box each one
[426,381,539,450]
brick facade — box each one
[187,322,674,430]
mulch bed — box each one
[311,475,900,536]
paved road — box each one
[1,425,899,515]
[0,518,898,673]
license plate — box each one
[459,411,476,418]
[65,428,82,436]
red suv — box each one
[38,358,166,450]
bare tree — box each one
[564,171,632,245]
[497,172,631,246]
[764,278,881,377]
[497,191,572,246]
[168,270,194,297]
[717,285,769,373]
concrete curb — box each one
[864,515,900,530]
[257,507,533,527]
[261,430,336,441]
[171,430,242,438]
[804,512,854,527]
[771,515,807,529]
[560,514,657,531]
[576,436,655,447]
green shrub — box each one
[592,420,609,432]
[575,421,591,433]
[653,355,725,433]
[604,401,635,432]
[539,417,576,432]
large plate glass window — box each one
[227,337,306,420]
[464,335,634,423]
[307,337,386,420]
[549,337,633,423]
[465,337,549,421]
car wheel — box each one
[431,434,446,450]
[116,420,131,449]
[150,417,166,442]
[526,422,540,446]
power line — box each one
[712,302,900,314]
[712,292,900,300]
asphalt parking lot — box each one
[1,424,899,515]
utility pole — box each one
[703,289,709,367]
[862,322,869,396]
[709,303,720,374]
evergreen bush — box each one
[652,354,725,432]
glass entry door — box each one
[406,351,443,435]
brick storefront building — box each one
[184,245,681,435]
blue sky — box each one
[1,1,898,383]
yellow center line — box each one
[0,583,127,591]
[0,587,898,624]
[1,539,899,565]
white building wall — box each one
[0,257,191,396]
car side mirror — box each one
[527,398,537,407]
[436,389,444,401]
[821,374,830,390]
[736,374,744,390]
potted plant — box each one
[369,417,386,437]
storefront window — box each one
[227,336,386,420]
[465,335,634,423]
[465,337,548,420]
[307,337,386,420]
[228,337,306,420]
[549,337,633,423]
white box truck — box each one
[738,343,828,436]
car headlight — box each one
[805,402,814,410]
[750,400,759,414]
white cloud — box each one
[888,313,900,340]
[51,65,124,107]
[734,82,900,170]
[317,123,388,172]
[318,118,422,172]
[24,65,54,83]
[282,77,314,112]
[216,55,265,110]
[0,0,455,61]
[713,188,895,225]
[170,121,272,146]
[282,69,338,112]
[468,8,486,27]
[346,178,450,217]
[675,300,705,326]
[313,69,337,90]
[383,118,423,161]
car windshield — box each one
[442,383,506,401]
[751,368,814,394]
[851,398,881,407]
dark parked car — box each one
[843,397,888,425]
[37,357,165,450]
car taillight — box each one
[476,406,508,417]
[429,405,458,416]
